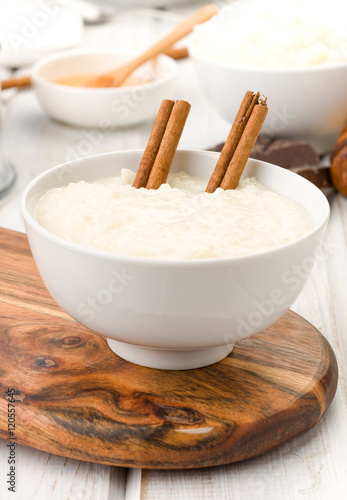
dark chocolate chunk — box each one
[207,142,224,153]
[206,136,334,192]
[291,166,333,190]
[250,136,319,168]
[207,136,320,168]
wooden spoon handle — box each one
[109,4,218,79]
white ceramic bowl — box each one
[190,44,347,155]
[0,5,83,68]
[21,150,329,370]
[107,0,200,6]
[31,48,177,128]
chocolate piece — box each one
[207,138,334,192]
[208,142,225,153]
[250,136,319,168]
[291,166,333,190]
[207,136,319,168]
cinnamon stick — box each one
[133,99,175,188]
[146,100,191,189]
[220,100,268,190]
[163,46,189,60]
[206,91,260,193]
[1,76,32,90]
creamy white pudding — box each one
[193,1,347,68]
[34,169,314,259]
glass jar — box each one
[0,50,16,199]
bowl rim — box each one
[31,46,178,94]
[21,149,330,268]
[189,41,347,74]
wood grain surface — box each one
[0,228,338,469]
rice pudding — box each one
[192,0,347,68]
[34,169,314,259]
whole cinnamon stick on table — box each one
[163,46,189,60]
[1,76,32,90]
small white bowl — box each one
[190,44,347,155]
[21,150,329,370]
[31,48,177,128]
[108,0,200,6]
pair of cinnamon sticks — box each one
[206,91,268,192]
[133,91,268,191]
[133,99,191,189]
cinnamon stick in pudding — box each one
[220,99,268,190]
[133,99,175,188]
[146,100,191,189]
[206,91,260,193]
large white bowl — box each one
[0,5,83,68]
[190,44,347,155]
[21,150,329,370]
[31,47,177,128]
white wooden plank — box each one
[0,442,127,500]
[325,195,347,374]
[125,469,142,500]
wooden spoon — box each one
[85,4,219,88]
[0,46,189,91]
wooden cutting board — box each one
[0,228,338,469]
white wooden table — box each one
[1,4,347,499]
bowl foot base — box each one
[106,339,234,370]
